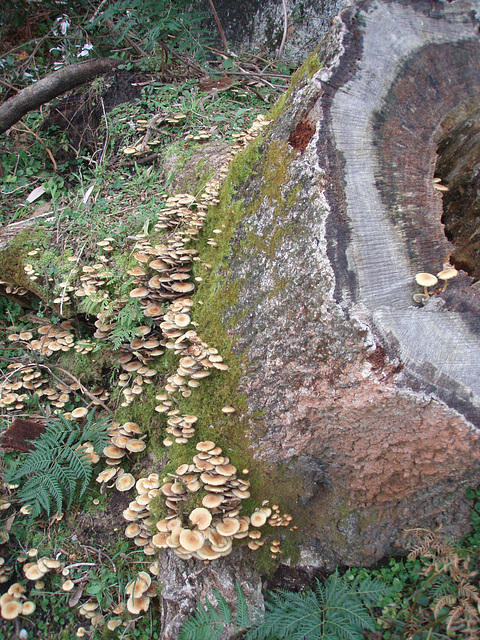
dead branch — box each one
[0,58,121,135]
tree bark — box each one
[0,58,121,135]
[218,0,480,568]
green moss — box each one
[267,49,322,121]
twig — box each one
[207,0,229,53]
[98,96,108,166]
[88,0,110,23]
[63,562,96,571]
[277,0,288,60]
[13,123,57,171]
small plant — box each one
[179,580,251,640]
[4,410,110,518]
[247,570,388,640]
[389,528,480,640]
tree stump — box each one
[218,0,480,567]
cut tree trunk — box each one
[216,0,480,568]
[0,58,121,135]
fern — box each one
[179,580,251,640]
[108,300,144,350]
[235,579,251,628]
[4,411,110,518]
[246,570,388,640]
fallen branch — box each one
[0,58,122,135]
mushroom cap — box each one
[21,601,36,615]
[43,558,62,570]
[437,268,458,280]
[195,543,222,560]
[415,272,438,287]
[24,564,46,581]
[196,441,216,452]
[62,579,75,591]
[202,494,224,509]
[125,523,142,538]
[8,583,26,597]
[126,575,149,597]
[216,518,241,536]
[179,529,205,551]
[122,422,142,434]
[200,472,228,487]
[216,463,237,477]
[96,467,119,483]
[171,282,195,293]
[1,599,22,619]
[103,444,125,459]
[107,618,123,631]
[250,511,267,527]
[116,473,136,491]
[125,439,146,453]
[221,405,236,414]
[127,594,150,614]
[129,287,149,298]
[189,508,212,530]
[152,532,169,548]
[71,407,88,419]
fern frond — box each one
[247,571,383,640]
[5,411,110,518]
[178,599,222,640]
[211,589,233,624]
[434,594,457,618]
[235,579,251,628]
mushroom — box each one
[179,529,205,552]
[116,474,136,491]
[189,508,212,530]
[1,599,22,620]
[250,511,267,527]
[437,268,458,291]
[21,601,36,615]
[216,518,240,536]
[414,272,438,296]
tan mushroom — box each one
[414,272,438,296]
[189,508,212,530]
[21,601,36,615]
[250,511,267,527]
[179,529,205,552]
[216,518,240,536]
[71,407,88,420]
[116,473,136,491]
[437,268,458,291]
[1,599,22,620]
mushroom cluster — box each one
[115,327,162,407]
[154,325,228,424]
[121,473,161,557]
[150,441,258,561]
[7,321,75,357]
[22,552,62,583]
[100,421,146,468]
[0,557,13,584]
[125,570,157,614]
[414,267,458,302]
[0,279,28,297]
[76,600,105,627]
[0,360,81,412]
[0,583,35,621]
[74,260,113,302]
